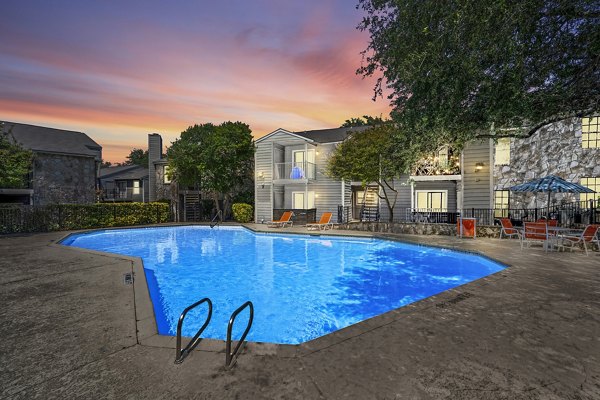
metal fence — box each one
[0,203,173,234]
[338,200,598,227]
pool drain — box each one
[123,273,133,285]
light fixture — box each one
[475,162,484,172]
[257,171,265,188]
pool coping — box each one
[55,223,513,360]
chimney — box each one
[148,133,162,202]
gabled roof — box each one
[256,126,372,145]
[1,121,102,159]
[255,128,313,144]
[99,165,148,181]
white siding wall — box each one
[254,133,351,222]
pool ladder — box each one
[210,210,222,229]
[174,297,254,368]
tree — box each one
[166,122,254,219]
[341,115,387,127]
[357,0,600,148]
[123,148,149,167]
[0,124,33,189]
[327,124,410,222]
[100,160,112,168]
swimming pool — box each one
[62,226,505,344]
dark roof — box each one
[1,121,102,159]
[99,165,148,181]
[293,126,371,143]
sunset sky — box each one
[1,0,391,163]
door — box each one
[291,151,305,179]
[293,192,304,209]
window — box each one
[582,117,599,149]
[495,138,511,165]
[580,177,600,204]
[292,191,315,209]
[133,180,140,195]
[437,146,449,167]
[494,190,510,218]
[163,166,171,184]
[415,190,447,210]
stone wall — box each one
[32,154,96,205]
[340,222,501,238]
[494,117,600,208]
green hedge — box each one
[0,202,170,234]
[232,203,253,223]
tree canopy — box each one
[357,0,600,148]
[0,125,33,189]
[340,115,387,127]
[327,124,409,222]
[166,122,254,217]
[123,148,149,167]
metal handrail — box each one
[210,210,222,228]
[225,301,254,368]
[175,297,213,364]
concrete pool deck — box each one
[1,224,599,399]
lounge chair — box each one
[267,211,294,228]
[557,224,600,256]
[521,222,549,251]
[307,212,334,231]
[499,218,521,240]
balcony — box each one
[411,155,461,176]
[274,162,316,183]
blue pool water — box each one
[62,226,505,344]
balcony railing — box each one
[274,162,316,181]
[102,188,144,202]
[411,156,460,176]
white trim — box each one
[410,175,461,181]
[255,128,315,144]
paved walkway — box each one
[1,225,599,399]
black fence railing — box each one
[0,202,174,234]
[337,200,598,227]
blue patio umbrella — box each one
[509,175,595,208]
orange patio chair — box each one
[521,222,549,251]
[267,211,294,228]
[499,218,521,240]
[558,224,600,256]
[306,212,334,231]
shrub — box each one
[232,203,253,223]
[0,202,170,234]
